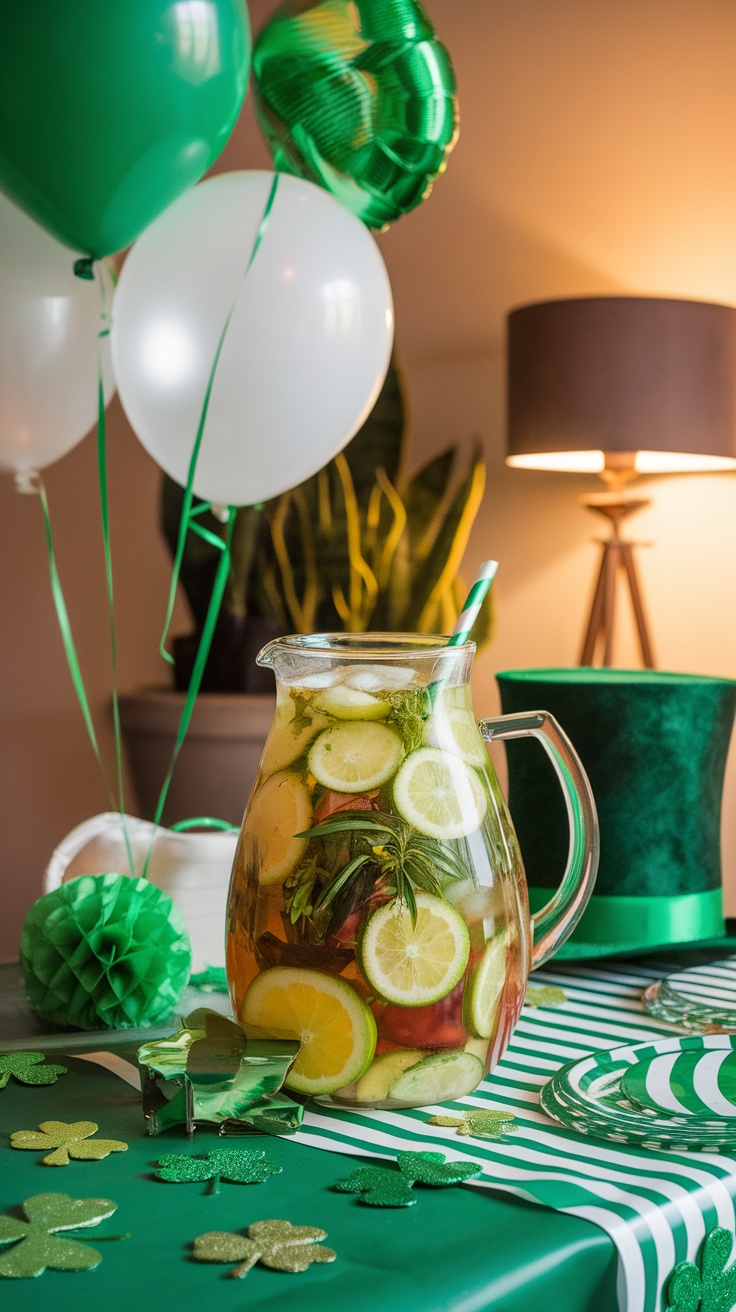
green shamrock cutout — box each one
[155,1148,282,1195]
[524,985,567,1009]
[0,1052,67,1090]
[666,1226,736,1312]
[10,1121,129,1167]
[0,1192,118,1278]
[193,1220,336,1278]
[335,1150,482,1207]
[427,1110,517,1138]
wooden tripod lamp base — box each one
[579,494,655,668]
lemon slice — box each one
[462,932,509,1038]
[388,1050,484,1104]
[423,703,488,768]
[259,698,330,776]
[240,967,377,1095]
[309,722,404,792]
[354,1048,425,1102]
[359,892,470,1006]
[245,770,312,885]
[314,684,390,720]
[393,747,487,840]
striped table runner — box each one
[294,961,736,1312]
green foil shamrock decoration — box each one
[193,1220,336,1277]
[253,0,458,230]
[137,1008,301,1137]
[0,1193,120,1278]
[666,1226,736,1312]
[20,873,192,1030]
[335,1150,482,1207]
[155,1148,282,1195]
[427,1110,517,1139]
[10,1121,128,1167]
[0,1052,67,1089]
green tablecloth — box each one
[0,1057,617,1312]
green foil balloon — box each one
[0,1,251,258]
[253,0,458,229]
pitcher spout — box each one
[256,639,280,670]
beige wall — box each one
[3,0,736,960]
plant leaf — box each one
[312,855,371,912]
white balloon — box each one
[110,171,394,506]
[0,193,115,475]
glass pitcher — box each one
[226,635,598,1110]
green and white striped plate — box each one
[622,1048,736,1118]
[643,956,736,1032]
[540,1033,736,1149]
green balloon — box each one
[253,0,458,230]
[0,1,251,258]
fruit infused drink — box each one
[227,635,534,1110]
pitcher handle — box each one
[479,711,599,969]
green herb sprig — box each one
[298,811,467,925]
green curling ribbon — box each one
[144,173,281,858]
[253,0,458,229]
[528,886,725,952]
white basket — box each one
[44,812,238,973]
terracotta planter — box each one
[119,688,275,829]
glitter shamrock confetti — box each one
[155,1148,282,1195]
[193,1220,336,1278]
[524,984,567,1009]
[10,1121,129,1167]
[0,1192,121,1278]
[427,1110,517,1138]
[335,1150,482,1207]
[0,1052,68,1090]
[665,1226,736,1312]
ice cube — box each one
[292,671,339,689]
[343,665,416,692]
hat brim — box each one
[552,920,736,963]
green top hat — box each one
[497,668,736,960]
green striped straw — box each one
[447,559,498,645]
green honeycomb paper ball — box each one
[20,873,192,1030]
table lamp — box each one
[506,296,736,665]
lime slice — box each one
[359,892,470,1006]
[464,1035,490,1064]
[240,966,377,1095]
[463,933,509,1039]
[423,703,488,767]
[393,747,487,840]
[308,721,404,792]
[314,684,390,720]
[388,1050,484,1104]
[245,770,312,886]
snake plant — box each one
[161,360,493,690]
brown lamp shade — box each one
[506,296,736,475]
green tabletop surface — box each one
[0,964,618,1311]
